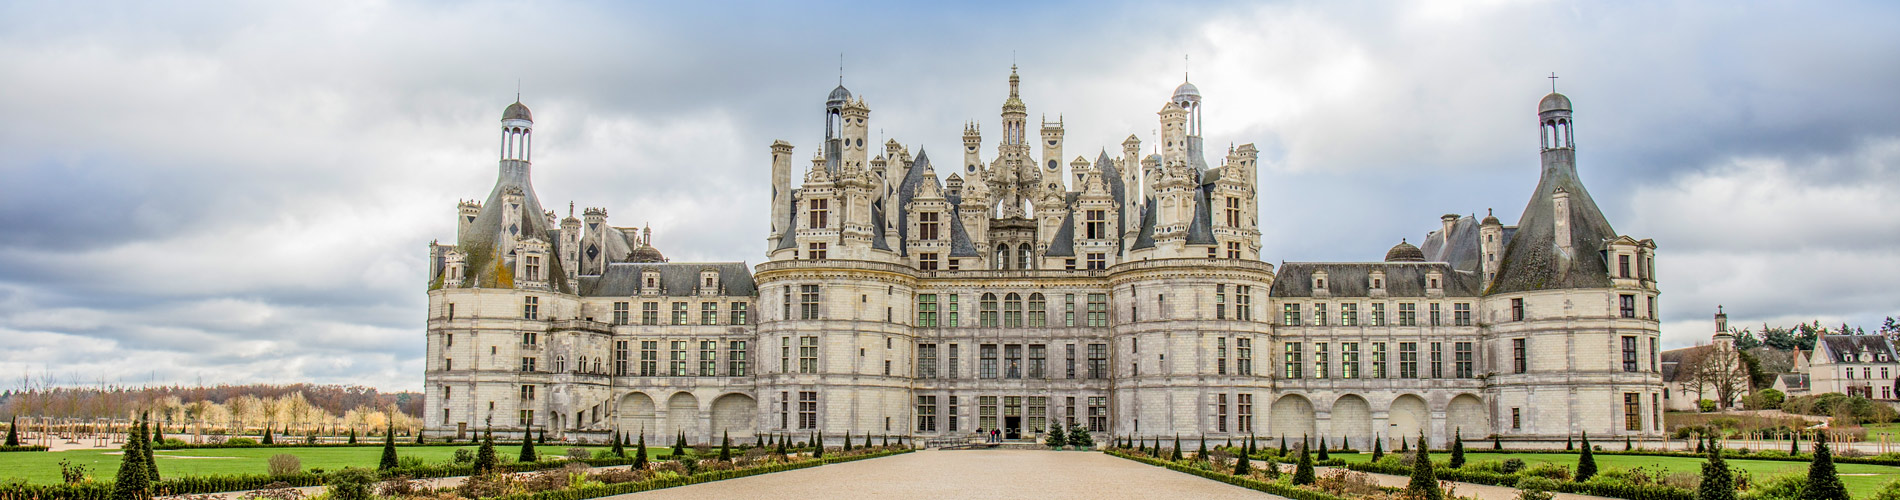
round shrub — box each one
[325,467,377,500]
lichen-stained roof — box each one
[1658,345,1714,383]
[455,160,570,292]
[1268,262,1482,298]
[1778,373,1810,391]
[579,262,757,297]
[1044,210,1077,257]
[1488,158,1618,294]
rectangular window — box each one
[800,284,820,320]
[1620,294,1636,318]
[731,302,749,325]
[1342,342,1360,379]
[1225,197,1242,228]
[519,356,537,372]
[799,336,818,373]
[1511,298,1525,321]
[980,294,998,327]
[1619,254,1631,278]
[699,340,718,376]
[522,296,539,320]
[949,396,960,431]
[1028,344,1047,378]
[1065,293,1076,326]
[1313,303,1329,326]
[1341,303,1358,326]
[1622,336,1639,372]
[1216,337,1228,375]
[979,396,998,432]
[1371,342,1387,378]
[1282,303,1302,326]
[1087,293,1108,326]
[1087,343,1107,379]
[642,302,659,325]
[1237,338,1253,376]
[1237,393,1253,433]
[1027,294,1047,327]
[1454,303,1472,326]
[1087,397,1107,432]
[1086,253,1106,270]
[670,340,688,376]
[1512,338,1527,374]
[1648,296,1658,319]
[798,391,817,429]
[808,198,828,229]
[1216,394,1229,433]
[919,252,939,271]
[671,302,687,325]
[1085,209,1107,239]
[919,211,939,240]
[1216,284,1226,320]
[1455,341,1474,378]
[1236,286,1253,321]
[1398,303,1417,326]
[1430,342,1443,378]
[918,344,938,378]
[1283,342,1303,379]
[779,337,790,374]
[1371,303,1386,326]
[949,343,960,379]
[948,294,959,326]
[613,340,629,376]
[612,302,630,325]
[1005,344,1022,378]
[917,294,938,327]
[1313,342,1329,379]
[1429,303,1442,326]
[728,340,748,377]
[1399,342,1418,378]
[520,384,535,400]
[640,340,657,376]
[1512,407,1522,430]
[1651,338,1660,372]
[917,395,938,432]
[519,409,534,427]
[1624,393,1642,431]
[980,344,998,379]
[1066,344,1077,379]
[701,302,718,325]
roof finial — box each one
[568,201,574,217]
[839,53,844,86]
[1548,72,1558,93]
[1184,54,1190,82]
[516,79,521,102]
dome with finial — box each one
[503,100,532,122]
[1481,208,1501,226]
[1539,92,1571,113]
[630,244,666,263]
[1173,81,1201,105]
[1385,238,1426,262]
[827,85,852,108]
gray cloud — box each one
[1,0,1897,389]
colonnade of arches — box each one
[1265,393,1486,449]
[612,391,755,443]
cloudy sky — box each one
[2,1,1896,391]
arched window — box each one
[555,355,567,373]
[1004,293,1024,327]
[980,293,1000,327]
[594,359,602,373]
[1018,243,1033,270]
[1027,293,1047,327]
[996,244,1011,270]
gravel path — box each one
[605,449,1288,500]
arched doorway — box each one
[1388,394,1429,446]
[710,393,757,439]
[1330,394,1372,450]
[1270,394,1316,442]
[666,392,701,444]
[1446,394,1488,440]
[617,392,655,437]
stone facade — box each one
[421,69,1664,447]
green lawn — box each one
[1861,423,1900,441]
[1336,451,1900,498]
[0,445,658,485]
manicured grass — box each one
[1335,451,1900,498]
[1862,422,1900,441]
[0,445,660,485]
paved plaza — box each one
[606,449,1285,500]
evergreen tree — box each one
[140,420,159,482]
[673,430,687,458]
[1199,435,1209,460]
[633,433,648,469]
[538,428,547,444]
[379,424,399,471]
[1407,434,1443,500]
[262,425,273,445]
[1699,435,1736,500]
[474,429,498,475]
[812,432,824,458]
[1626,436,1634,451]
[518,430,538,463]
[152,422,164,444]
[1317,436,1329,461]
[611,431,625,457]
[1340,436,1348,452]
[1806,436,1849,500]
[1280,435,1289,455]
[306,432,315,445]
[1494,435,1502,450]
[1576,432,1598,482]
[4,417,17,446]
[1248,435,1257,455]
[863,432,872,449]
[348,428,357,444]
[1293,442,1316,485]
[415,430,424,445]
[775,433,788,456]
[111,419,150,500]
[1234,445,1253,475]
[1371,436,1384,462]
[843,431,853,451]
[1171,435,1183,461]
[1045,424,1067,448]
[1401,436,1409,453]
[1449,429,1465,469]
[719,430,732,462]
[756,433,765,449]
[1792,432,1801,455]
[1565,435,1573,450]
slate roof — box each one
[455,160,570,292]
[1777,373,1810,391]
[1488,154,1619,294]
[1818,335,1898,364]
[1268,262,1483,298]
[578,262,757,297]
[1658,345,1714,383]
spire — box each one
[1008,64,1020,98]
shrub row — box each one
[150,441,550,450]
[0,445,49,452]
[1343,460,1693,500]
[1106,450,1350,500]
[0,453,660,500]
[1461,447,1900,466]
[488,449,914,500]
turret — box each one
[1041,116,1065,192]
[1712,305,1733,348]
[962,122,983,179]
[769,140,794,247]
[840,97,870,173]
[1479,208,1503,286]
[457,200,482,240]
[581,207,608,275]
[1158,102,1188,166]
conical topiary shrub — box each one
[1371,435,1384,462]
[673,430,686,458]
[111,419,150,500]
[611,431,625,457]
[719,430,732,462]
[1293,442,1316,485]
[1449,429,1465,469]
[380,424,399,471]
[519,430,538,463]
[1576,432,1597,482]
[633,433,648,469]
[1407,434,1442,500]
[1807,436,1849,500]
[1699,435,1735,500]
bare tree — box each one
[1684,345,1750,409]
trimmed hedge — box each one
[1344,460,1694,500]
[1106,450,1350,500]
[0,452,677,500]
[0,445,49,452]
[489,449,913,500]
[1461,447,1900,467]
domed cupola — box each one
[1385,239,1426,262]
[1172,81,1201,107]
[827,85,852,110]
[1538,92,1572,114]
[503,100,532,122]
[629,244,666,263]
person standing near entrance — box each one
[991,428,1000,443]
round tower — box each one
[502,100,532,162]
